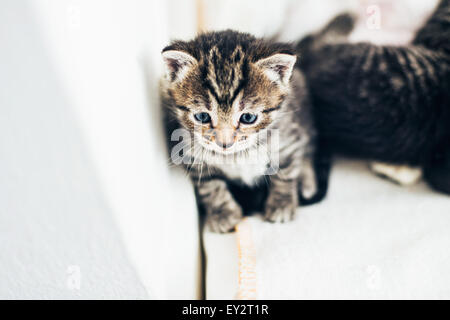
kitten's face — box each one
[163,42,296,155]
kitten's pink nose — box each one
[214,128,236,149]
[216,140,234,149]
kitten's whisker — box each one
[205,148,212,177]
[197,146,207,183]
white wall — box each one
[0,0,201,299]
[200,0,438,44]
[201,0,359,40]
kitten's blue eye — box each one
[240,113,257,124]
[194,112,211,124]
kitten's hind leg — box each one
[318,12,357,42]
[369,161,423,186]
[297,12,357,54]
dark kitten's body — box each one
[298,0,450,193]
[162,31,329,232]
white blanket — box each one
[205,159,450,299]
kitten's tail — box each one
[295,14,354,205]
[299,139,332,206]
[296,12,356,64]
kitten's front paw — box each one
[264,193,298,223]
[206,202,243,233]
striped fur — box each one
[161,30,329,233]
[298,0,450,195]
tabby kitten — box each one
[297,0,450,194]
[161,30,326,233]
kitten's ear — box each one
[162,50,197,83]
[255,53,297,86]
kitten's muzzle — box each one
[213,128,237,149]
